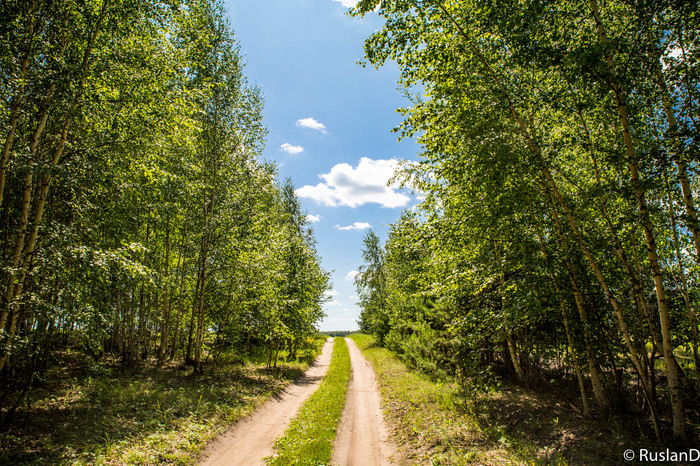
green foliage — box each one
[351,0,700,441]
[355,230,389,341]
[0,0,329,431]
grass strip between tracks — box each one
[267,337,351,465]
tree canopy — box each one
[0,0,330,405]
[353,0,699,442]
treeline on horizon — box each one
[324,330,357,337]
[352,0,699,443]
[0,0,329,413]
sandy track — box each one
[199,338,335,466]
[332,338,395,465]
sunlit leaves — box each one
[0,0,328,378]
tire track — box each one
[200,338,335,466]
[332,337,395,465]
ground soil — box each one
[200,336,397,466]
[331,337,396,465]
[199,338,335,466]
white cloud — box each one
[335,222,371,231]
[346,270,360,281]
[663,46,683,70]
[281,143,304,154]
[306,214,321,223]
[323,290,341,307]
[332,0,359,7]
[296,157,411,208]
[296,117,327,133]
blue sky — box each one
[225,0,421,331]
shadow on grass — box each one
[355,336,662,466]
[464,384,650,466]
[0,353,304,465]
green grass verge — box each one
[349,333,498,465]
[350,333,644,465]
[266,337,351,465]
[0,338,326,466]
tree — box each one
[356,230,389,341]
[352,0,699,440]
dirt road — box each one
[200,338,334,466]
[331,337,396,465]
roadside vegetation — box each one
[352,0,700,445]
[325,330,356,338]
[267,337,351,465]
[0,338,325,465]
[0,0,329,454]
[351,333,644,465]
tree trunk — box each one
[589,0,685,439]
[664,173,700,394]
[169,230,189,360]
[185,269,201,364]
[655,63,700,263]
[1,92,54,334]
[135,218,151,363]
[267,337,274,369]
[0,0,39,208]
[558,285,591,418]
[533,220,591,418]
[546,167,662,438]
[158,214,172,363]
[507,335,524,384]
[194,263,207,373]
[498,269,524,384]
[273,338,280,369]
[543,191,608,412]
[578,111,665,357]
[0,1,107,372]
[125,291,137,365]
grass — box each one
[350,333,643,465]
[0,338,325,465]
[266,337,351,465]
[349,333,505,465]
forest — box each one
[2,0,700,462]
[0,0,329,422]
[352,0,699,444]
